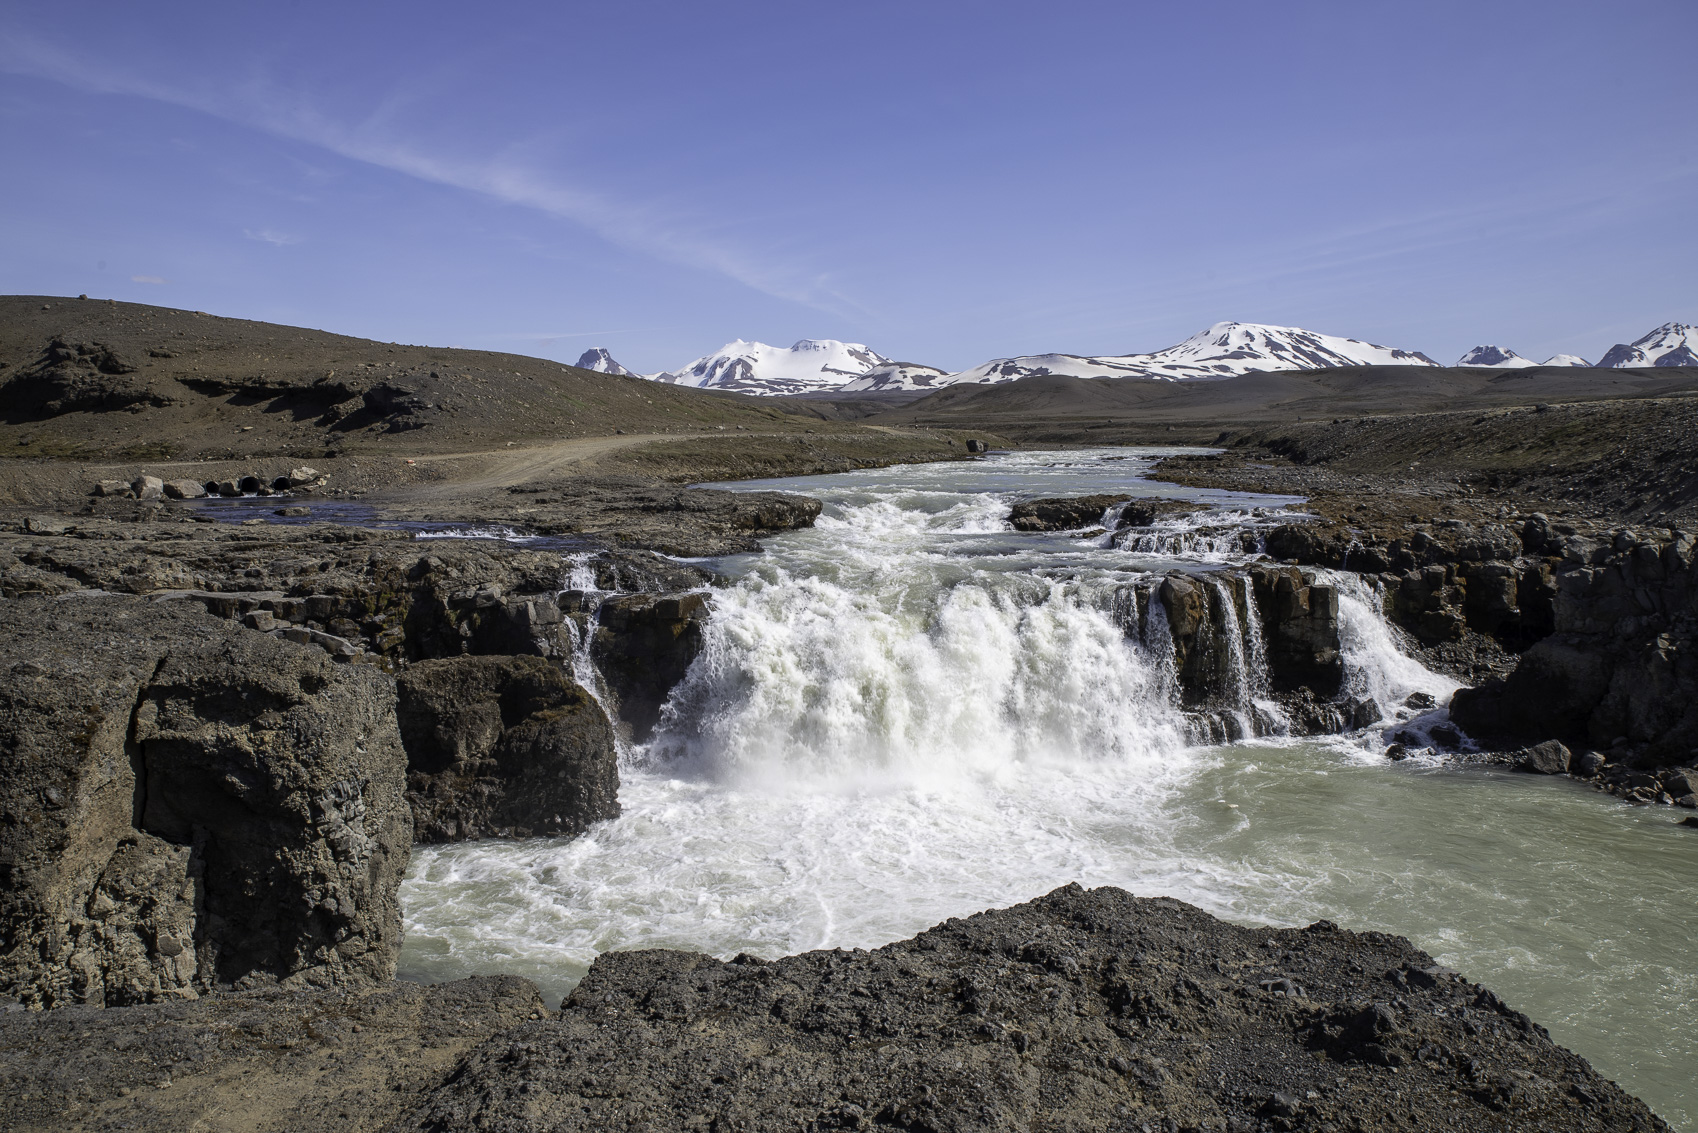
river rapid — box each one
[397,447,1696,1129]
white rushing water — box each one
[399,448,1697,1129]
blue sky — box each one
[1,0,1693,372]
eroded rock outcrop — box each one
[1448,525,1698,764]
[1120,565,1349,739]
[0,337,169,417]
[397,884,1664,1133]
[589,591,708,741]
[397,655,618,842]
[0,597,411,1008]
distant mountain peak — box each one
[1540,354,1592,367]
[1598,322,1698,369]
[576,348,638,377]
[1457,345,1537,368]
[651,338,892,395]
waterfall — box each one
[402,448,1491,1015]
[556,551,631,761]
[643,570,1192,787]
[1324,569,1459,716]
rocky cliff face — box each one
[0,520,710,732]
[1451,522,1698,763]
[1108,561,1354,743]
[397,655,619,842]
[1259,510,1698,767]
[396,885,1663,1133]
[0,598,411,1008]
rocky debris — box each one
[162,478,207,499]
[590,591,709,740]
[396,655,618,842]
[0,975,544,1133]
[0,597,411,1009]
[1566,758,1698,808]
[397,884,1664,1133]
[87,467,329,500]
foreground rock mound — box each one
[0,597,411,1007]
[400,885,1660,1132]
[397,655,618,842]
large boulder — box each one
[0,596,411,1008]
[1514,739,1573,775]
[1007,494,1130,532]
[396,655,619,842]
[592,591,709,740]
[397,885,1663,1133]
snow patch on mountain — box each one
[576,348,639,377]
[1457,345,1538,369]
[1540,354,1592,367]
[650,339,891,395]
[839,362,954,393]
[1598,323,1698,369]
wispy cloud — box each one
[244,227,301,246]
[131,274,167,284]
[0,30,855,317]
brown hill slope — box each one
[876,364,1698,443]
[0,295,851,463]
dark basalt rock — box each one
[1249,564,1343,695]
[1007,494,1131,531]
[591,591,709,741]
[0,596,411,1008]
[1118,565,1347,736]
[1513,739,1573,775]
[397,884,1666,1133]
[397,655,618,842]
[1451,528,1698,762]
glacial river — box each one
[397,448,1696,1129]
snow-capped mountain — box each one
[915,322,1440,390]
[1457,346,1538,368]
[603,318,1698,399]
[650,339,892,396]
[576,348,639,377]
[1598,323,1698,368]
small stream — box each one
[396,447,1696,1129]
